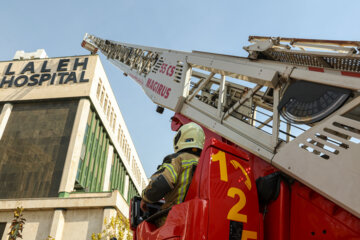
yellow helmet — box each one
[173,122,205,153]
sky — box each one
[1,0,360,177]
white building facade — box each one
[0,53,148,239]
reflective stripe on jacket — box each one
[142,151,199,210]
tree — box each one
[8,207,26,240]
[91,213,132,240]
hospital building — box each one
[0,50,148,239]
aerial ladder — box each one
[82,34,360,239]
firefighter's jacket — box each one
[142,151,199,210]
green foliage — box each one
[91,213,132,240]
[8,207,26,240]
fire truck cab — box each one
[130,138,263,239]
[129,115,359,240]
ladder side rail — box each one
[86,34,360,91]
[290,43,356,54]
[249,35,360,47]
[265,47,360,58]
[290,68,359,90]
[187,53,360,90]
[87,34,192,57]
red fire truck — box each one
[82,35,360,239]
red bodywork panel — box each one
[134,114,360,239]
[136,199,209,240]
[263,181,290,240]
[290,182,360,239]
[136,137,263,239]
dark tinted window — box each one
[0,222,6,239]
[0,100,78,198]
[109,152,126,196]
[75,109,110,192]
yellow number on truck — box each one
[212,151,228,182]
[227,187,247,223]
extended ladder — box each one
[82,34,360,218]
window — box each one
[0,222,6,239]
[127,145,131,161]
[110,111,114,126]
[75,109,110,192]
[132,160,141,185]
[96,80,102,99]
[0,100,78,198]
[127,180,139,203]
[121,134,125,149]
[100,88,105,105]
[110,152,126,196]
[112,111,116,131]
[104,96,108,111]
[117,126,121,142]
[107,105,111,120]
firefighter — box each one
[140,122,205,227]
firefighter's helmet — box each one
[173,122,205,153]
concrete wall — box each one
[0,210,53,240]
[62,209,103,240]
[0,191,129,240]
[0,208,119,240]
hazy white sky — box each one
[1,0,359,176]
